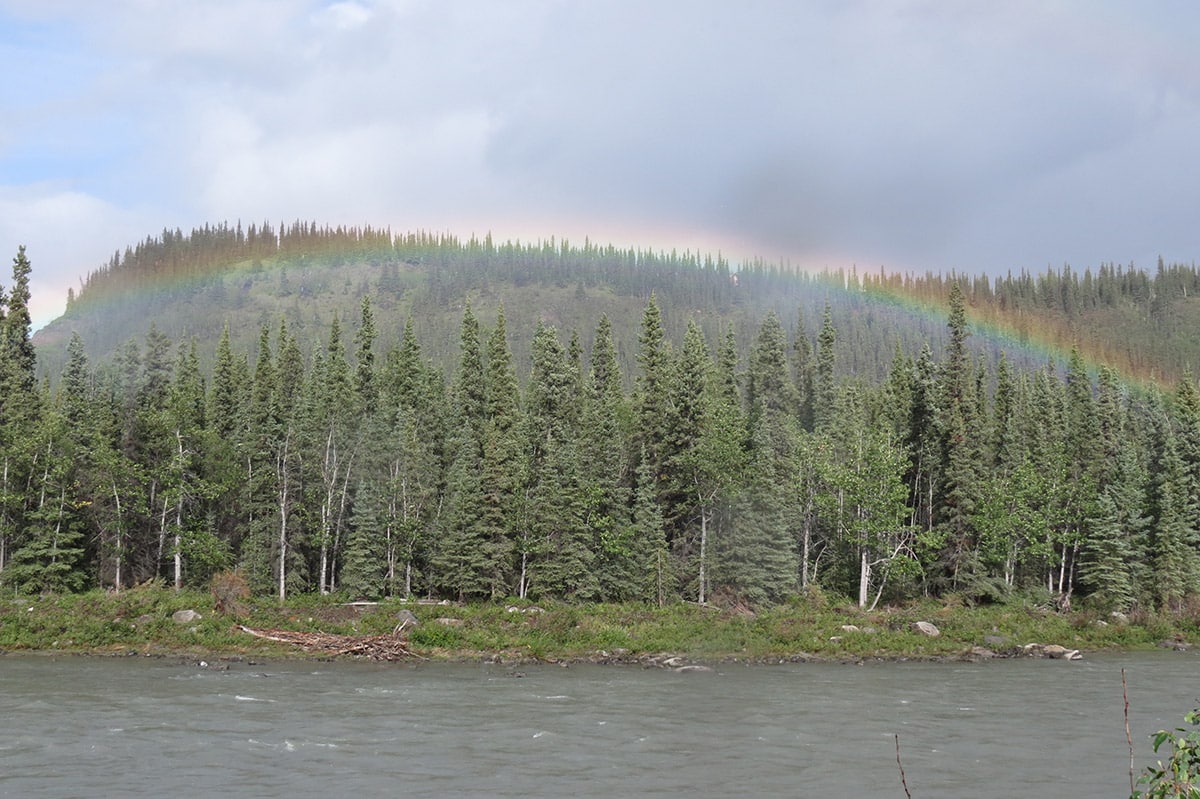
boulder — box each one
[172,609,202,624]
[1042,644,1082,660]
[434,617,463,627]
[1110,611,1130,625]
[1028,643,1082,660]
[913,621,940,637]
[840,624,860,632]
[394,609,419,629]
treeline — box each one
[57,223,1200,389]
[71,221,1199,321]
[6,244,1200,611]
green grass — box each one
[0,587,1195,662]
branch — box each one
[894,733,912,799]
[1124,667,1135,796]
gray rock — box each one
[434,617,463,627]
[172,609,202,624]
[674,665,713,673]
[913,621,940,637]
[1027,643,1084,657]
[394,609,419,628]
[1110,611,1130,625]
[840,624,860,632]
[1040,644,1083,660]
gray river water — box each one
[1,650,1197,797]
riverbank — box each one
[1,586,1195,664]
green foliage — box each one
[15,229,1200,619]
[1136,709,1200,799]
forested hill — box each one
[32,221,1200,386]
[7,226,1200,614]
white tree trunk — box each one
[112,481,124,591]
[174,431,185,591]
[858,548,870,608]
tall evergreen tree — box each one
[522,322,596,599]
[813,303,837,430]
[0,246,41,586]
[581,315,637,599]
[479,306,522,597]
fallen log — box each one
[236,625,423,661]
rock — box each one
[1157,639,1190,651]
[1041,644,1083,660]
[434,617,463,627]
[984,634,1008,647]
[133,614,156,628]
[913,621,940,637]
[828,636,844,643]
[969,646,997,659]
[172,609,202,624]
[1110,611,1130,625]
[674,665,713,673]
[394,609,419,628]
[840,624,860,632]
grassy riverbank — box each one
[1,585,1195,663]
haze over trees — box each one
[6,229,1200,611]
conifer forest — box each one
[5,225,1200,613]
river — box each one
[1,650,1196,797]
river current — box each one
[2,650,1197,797]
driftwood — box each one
[236,625,423,661]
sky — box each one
[3,1,1199,328]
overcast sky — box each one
[3,1,1198,327]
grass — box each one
[1,586,1195,663]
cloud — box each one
[0,183,156,328]
[2,0,1198,322]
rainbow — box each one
[36,223,1180,394]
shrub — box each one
[211,570,250,616]
[1136,708,1200,798]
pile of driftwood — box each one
[236,624,420,661]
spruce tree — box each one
[308,315,355,594]
[6,410,88,593]
[1147,404,1200,611]
[1080,472,1141,612]
[0,246,42,587]
[581,315,635,599]
[479,306,522,597]
[633,294,669,482]
[522,322,596,599]
[813,303,837,430]
[631,447,670,604]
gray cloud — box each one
[2,0,1198,326]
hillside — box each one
[8,223,1200,615]
[32,223,1200,391]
